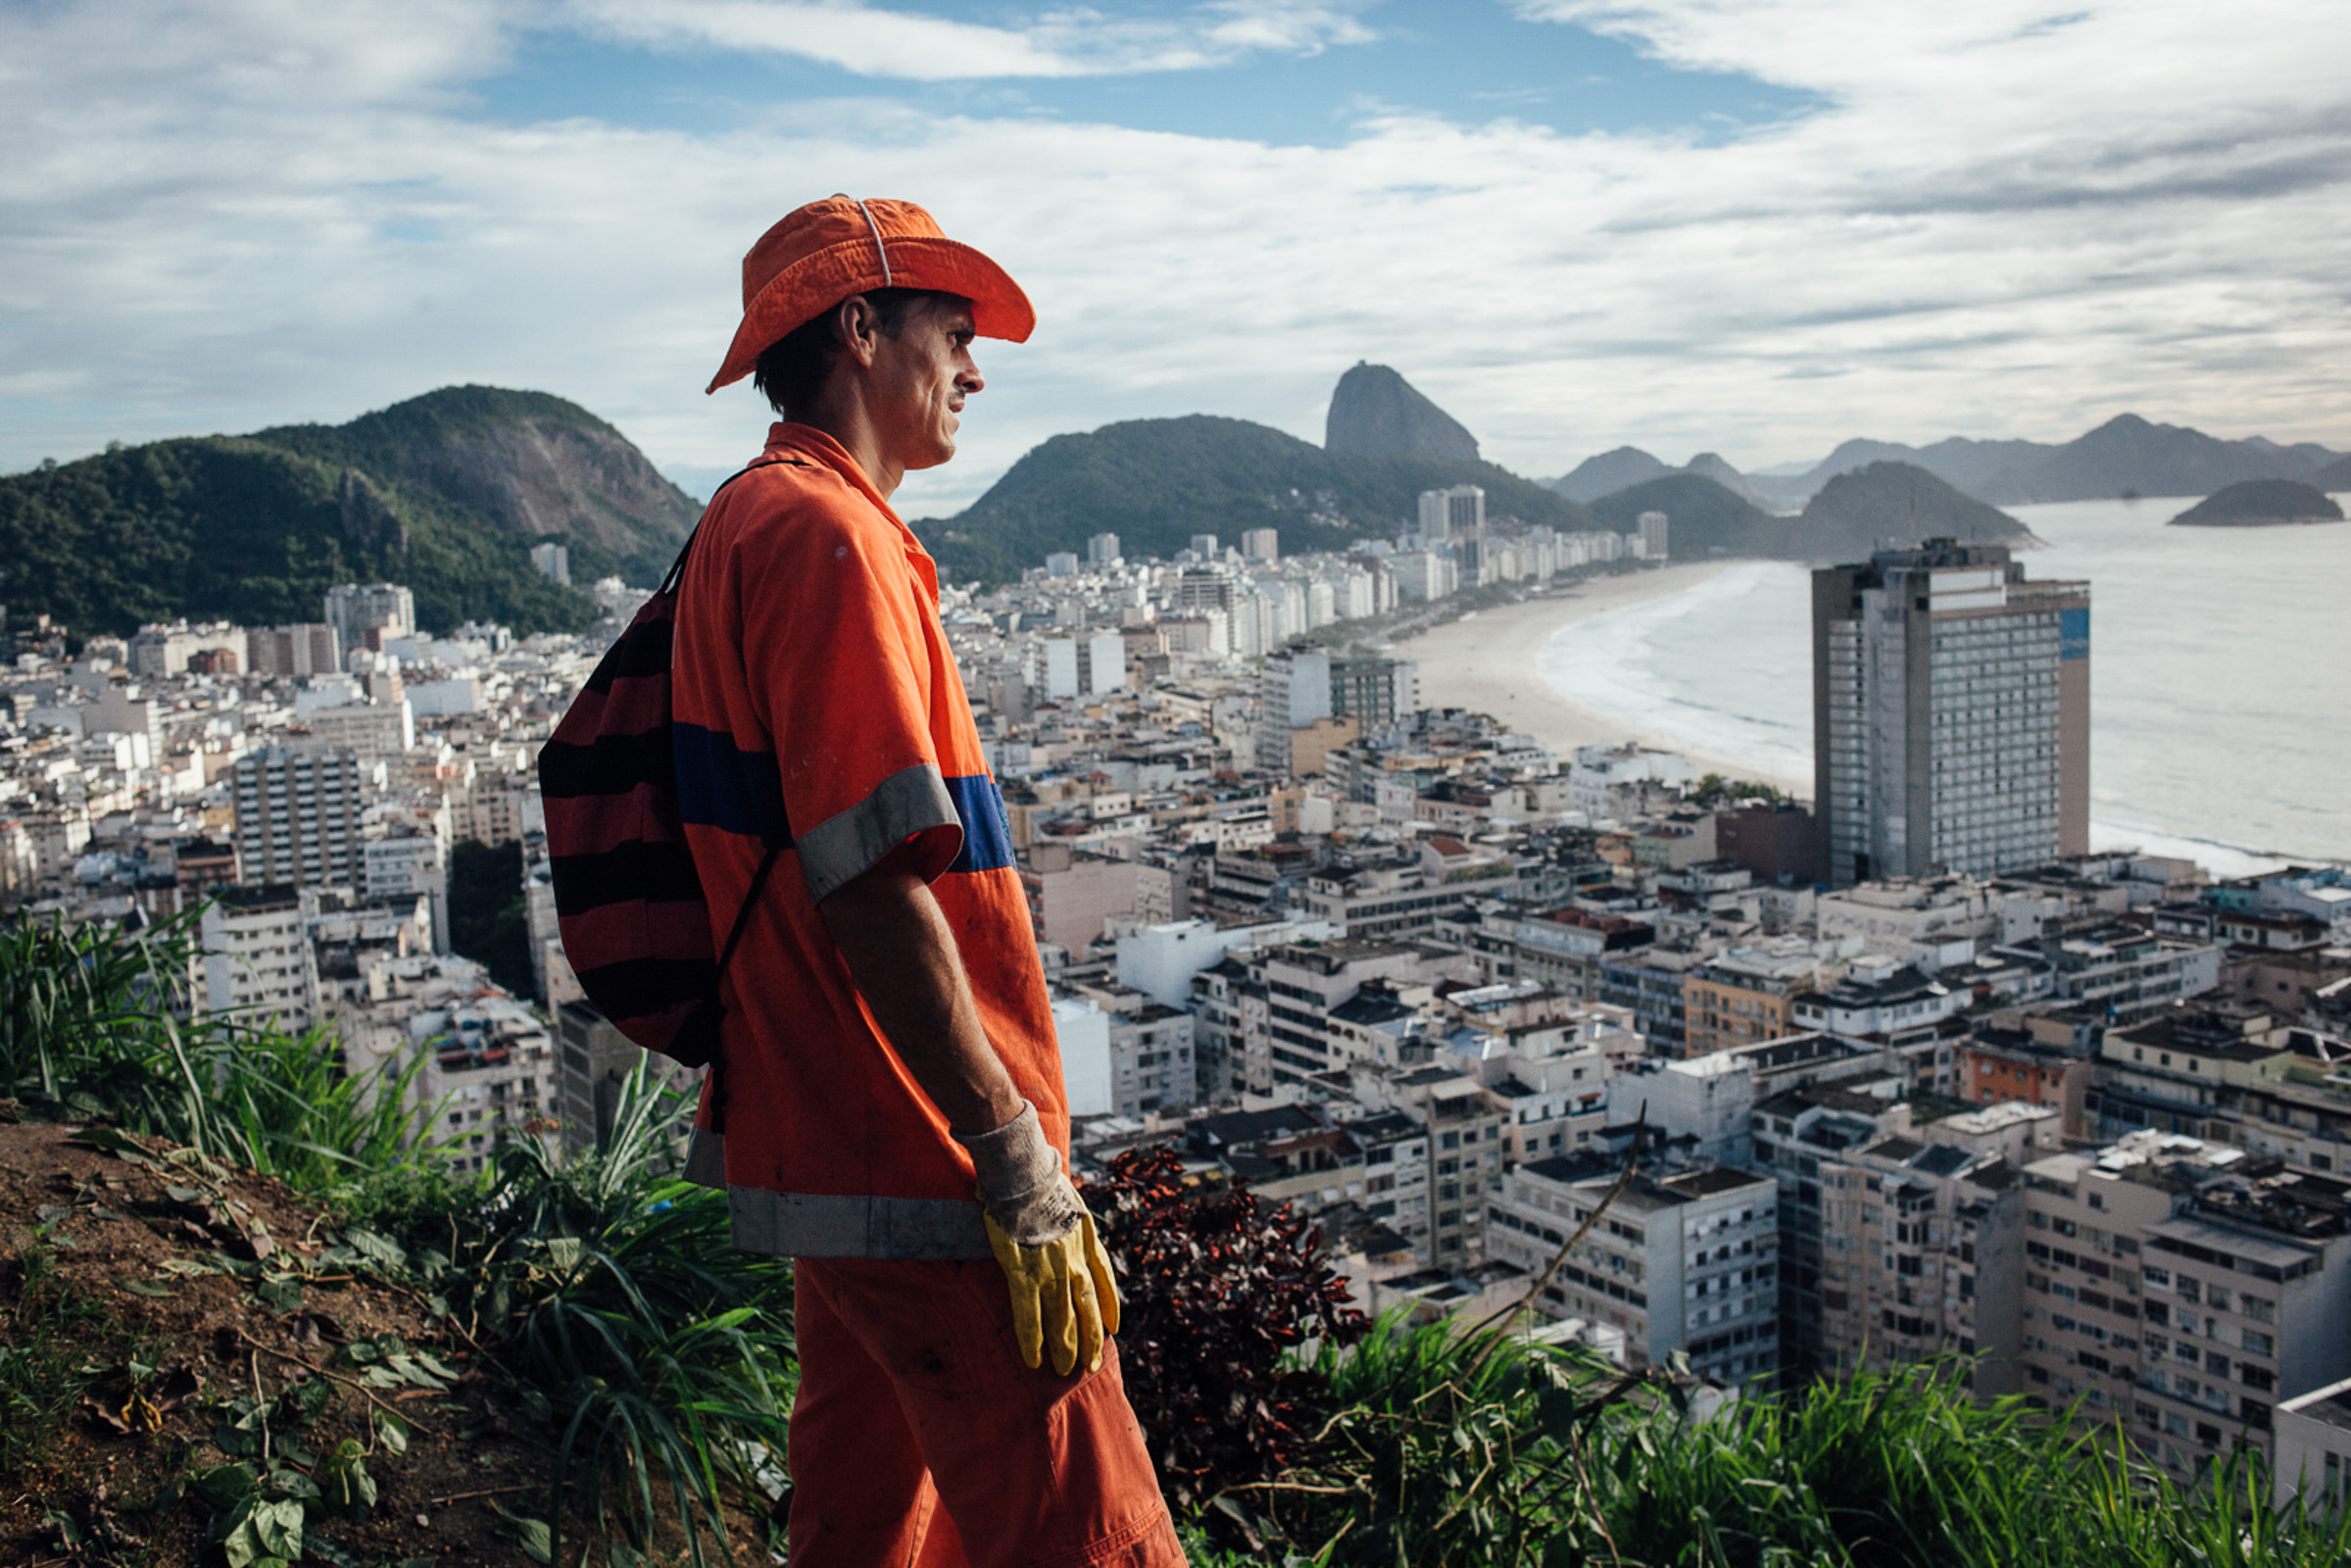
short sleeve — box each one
[736,498,962,904]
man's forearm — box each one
[817,845,1025,1137]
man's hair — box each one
[752,287,963,419]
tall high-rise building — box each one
[1812,539,2088,888]
[1638,510,1670,560]
[1240,527,1280,563]
[1330,655,1417,730]
[323,583,416,663]
[231,745,367,888]
[1188,533,1219,560]
[1256,643,1332,768]
[1176,568,1235,612]
[1418,484,1485,541]
[1086,531,1121,566]
[246,624,341,678]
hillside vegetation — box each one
[6,914,2349,1566]
[1793,461,2035,558]
[914,414,1595,584]
[0,387,696,639]
[1587,472,1788,557]
[2169,479,2344,527]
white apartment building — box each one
[1487,1158,1780,1384]
[201,885,320,1029]
[247,624,341,678]
[338,955,558,1173]
[2020,1131,2351,1483]
[231,746,367,888]
[128,620,245,677]
[1445,1018,1614,1165]
[1638,511,1669,561]
[303,701,415,764]
[2275,1376,2351,1513]
[1568,744,1696,819]
[364,828,449,953]
[1353,1108,1435,1258]
[1817,1134,2030,1396]
[1110,1004,1197,1117]
[1392,550,1458,603]
[323,582,417,662]
[1418,485,1485,540]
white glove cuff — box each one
[955,1100,1058,1201]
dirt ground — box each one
[0,1117,768,1567]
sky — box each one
[3,0,2348,515]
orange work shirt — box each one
[672,422,1065,1258]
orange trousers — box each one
[788,1255,1187,1568]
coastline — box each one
[1395,563,1808,792]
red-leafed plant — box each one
[1088,1144,1369,1508]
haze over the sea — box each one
[1533,495,2351,874]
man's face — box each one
[869,296,981,472]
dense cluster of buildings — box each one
[4,494,2344,1505]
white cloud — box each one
[2,0,2346,520]
[569,0,1379,79]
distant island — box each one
[2167,479,2345,528]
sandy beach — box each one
[1397,563,1806,789]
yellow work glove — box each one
[957,1102,1122,1376]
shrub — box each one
[0,908,440,1187]
[1088,1145,1367,1510]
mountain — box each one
[1793,463,2035,560]
[247,385,698,586]
[0,387,693,639]
[1551,447,1778,510]
[1681,452,1774,511]
[1549,446,1673,503]
[1975,415,2338,504]
[1758,416,2344,507]
[1323,363,1481,462]
[2310,455,2351,491]
[1584,474,1793,558]
[2168,479,2344,528]
[914,414,1592,584]
[1758,435,2050,507]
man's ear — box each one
[836,295,882,370]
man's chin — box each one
[905,439,957,471]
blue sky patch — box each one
[469,1,1818,148]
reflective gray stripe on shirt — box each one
[684,1125,727,1189]
[797,761,961,905]
[684,1127,993,1259]
[731,1186,993,1260]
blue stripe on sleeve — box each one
[944,773,1015,874]
[673,722,793,847]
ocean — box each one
[1534,496,2351,876]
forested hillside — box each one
[0,387,695,639]
[914,414,1595,584]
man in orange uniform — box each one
[673,195,1186,1568]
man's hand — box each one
[958,1102,1121,1376]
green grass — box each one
[0,908,442,1188]
[1,911,795,1564]
[1209,1321,2351,1568]
[358,1064,796,1565]
[0,1242,118,1474]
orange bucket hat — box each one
[707,195,1035,394]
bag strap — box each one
[678,452,807,1132]
[660,454,810,593]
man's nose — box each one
[957,359,984,395]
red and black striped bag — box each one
[536,462,789,1068]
